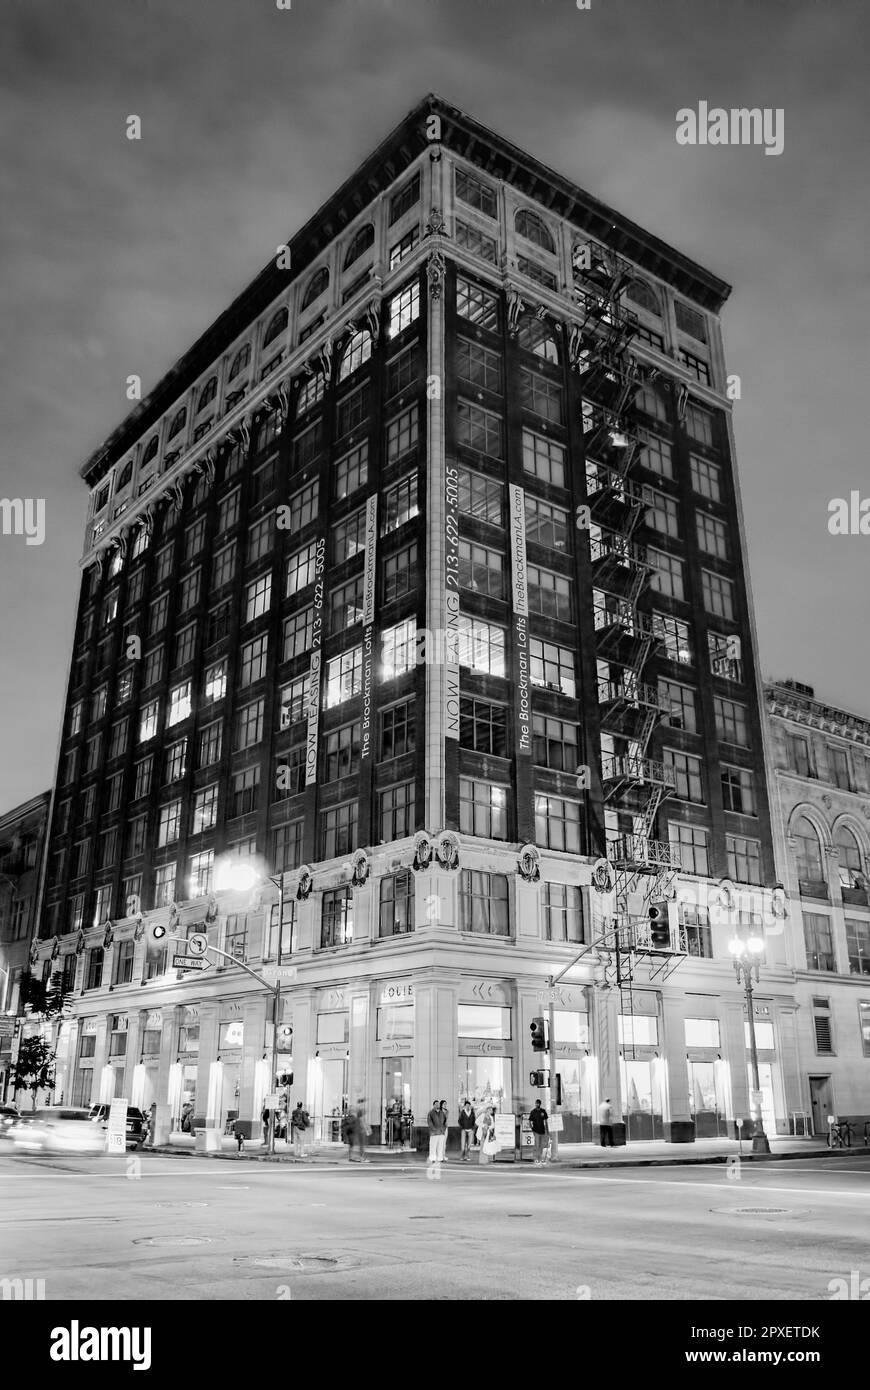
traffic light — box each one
[529,1069,549,1087]
[151,923,167,942]
[648,900,671,950]
[555,1072,563,1106]
[530,1016,546,1052]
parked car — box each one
[12,1107,106,1155]
[88,1103,147,1149]
[0,1103,21,1136]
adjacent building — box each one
[766,678,870,1134]
[34,94,795,1147]
[0,791,51,1101]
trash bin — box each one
[195,1128,222,1154]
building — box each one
[766,678,870,1134]
[0,791,51,1101]
[34,94,793,1147]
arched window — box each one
[196,377,217,414]
[142,436,159,467]
[116,458,134,491]
[228,343,251,381]
[338,329,373,383]
[301,267,329,311]
[793,815,824,883]
[835,824,865,888]
[625,278,661,316]
[167,406,187,441]
[343,224,375,271]
[517,315,560,365]
[295,371,326,419]
[263,307,288,349]
[515,208,556,255]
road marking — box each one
[499,1173,870,1201]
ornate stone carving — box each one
[296,866,314,901]
[364,298,380,340]
[29,940,39,968]
[102,922,114,950]
[133,915,145,942]
[349,849,370,889]
[425,205,446,237]
[591,857,616,894]
[675,383,689,422]
[315,339,334,381]
[426,249,447,299]
[435,831,460,871]
[507,287,525,337]
[412,832,434,873]
[75,929,86,956]
[517,844,541,883]
[204,895,219,923]
[822,794,833,810]
[50,935,60,961]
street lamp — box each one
[728,926,771,1155]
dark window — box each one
[321,888,353,948]
[388,171,420,225]
[343,223,374,270]
[459,870,510,936]
[301,267,329,311]
[379,872,415,938]
[460,699,508,756]
[381,702,415,760]
[455,167,497,218]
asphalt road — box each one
[1,1152,869,1301]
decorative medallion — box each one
[412,832,434,873]
[75,929,86,956]
[296,866,314,901]
[349,849,370,889]
[204,896,219,924]
[103,922,114,950]
[517,844,541,884]
[426,249,447,299]
[50,935,60,961]
[591,858,616,894]
[822,794,833,809]
[435,831,460,871]
[425,206,446,237]
[133,915,145,942]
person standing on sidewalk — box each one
[458,1100,476,1161]
[529,1098,549,1165]
[290,1101,309,1157]
[427,1099,444,1164]
[598,1097,614,1147]
[437,1101,449,1163]
[341,1107,358,1160]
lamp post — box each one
[728,927,771,1155]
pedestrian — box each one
[290,1101,309,1156]
[437,1100,449,1163]
[427,1099,444,1164]
[234,1119,245,1154]
[598,1097,614,1147]
[477,1106,494,1164]
[529,1098,549,1165]
[147,1102,157,1149]
[355,1099,370,1163]
[341,1107,358,1160]
[458,1099,476,1161]
[262,1106,271,1148]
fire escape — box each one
[563,246,686,1032]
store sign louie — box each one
[379,983,413,1003]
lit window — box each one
[387,281,420,339]
[245,572,272,623]
[325,646,363,707]
[381,618,417,681]
[167,681,192,726]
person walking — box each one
[437,1101,449,1163]
[477,1106,494,1164]
[341,1106,358,1160]
[261,1106,271,1149]
[598,1097,615,1147]
[355,1099,370,1163]
[529,1098,549,1165]
[427,1099,444,1164]
[458,1100,476,1161]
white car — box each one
[12,1107,106,1155]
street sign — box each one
[493,1114,515,1150]
[262,965,297,981]
[264,1093,280,1108]
[172,954,209,970]
[187,933,208,957]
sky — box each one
[0,0,868,812]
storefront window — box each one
[219,1020,244,1049]
[684,1018,720,1048]
[457,1057,512,1115]
[617,1015,658,1047]
[178,1025,199,1053]
[744,1020,775,1050]
[553,1011,589,1048]
[376,1005,414,1040]
[457,1005,511,1039]
[317,1012,349,1044]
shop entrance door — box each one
[315,1059,348,1144]
[620,1057,664,1141]
[689,1061,729,1137]
[220,1063,241,1136]
[557,1058,594,1142]
[381,1059,412,1147]
[809,1074,834,1136]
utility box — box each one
[195,1128,222,1154]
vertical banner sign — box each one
[305,537,327,786]
[360,495,378,759]
[444,463,460,739]
[509,483,531,755]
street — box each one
[1,1153,869,1301]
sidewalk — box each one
[149,1132,869,1167]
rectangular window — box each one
[320,802,358,859]
[675,300,708,343]
[459,870,510,936]
[153,863,176,910]
[721,765,756,814]
[845,920,870,977]
[154,544,174,585]
[455,166,497,218]
[708,630,744,682]
[244,572,272,623]
[108,718,128,760]
[690,454,721,501]
[325,647,363,707]
[726,833,761,883]
[519,368,563,424]
[460,698,508,757]
[679,348,711,386]
[648,547,684,601]
[198,720,222,768]
[283,607,314,661]
[279,674,310,729]
[458,539,505,599]
[381,617,417,681]
[323,721,361,783]
[696,510,730,559]
[149,593,169,636]
[185,517,206,561]
[332,507,367,565]
[321,888,353,948]
[786,733,812,777]
[684,1018,720,1048]
[669,823,710,876]
[178,569,201,614]
[336,383,370,441]
[386,404,419,463]
[240,632,269,686]
[285,541,318,597]
[664,748,704,803]
[126,570,144,609]
[333,443,368,502]
[379,781,415,840]
[381,701,415,760]
[381,542,418,606]
[139,699,160,742]
[272,820,304,873]
[142,646,164,690]
[157,800,182,847]
[659,679,697,733]
[112,939,135,986]
[204,657,228,703]
[527,563,572,621]
[459,778,508,840]
[517,255,557,291]
[131,757,152,801]
[125,816,147,858]
[803,913,835,972]
[387,281,421,339]
[286,480,318,535]
[167,680,192,727]
[234,699,265,750]
[653,612,693,665]
[456,275,499,332]
[291,420,323,473]
[529,637,575,697]
[247,514,274,566]
[382,474,419,534]
[522,429,565,487]
[457,465,504,525]
[524,494,569,550]
[715,696,749,747]
[544,884,585,943]
[217,488,240,534]
[98,827,117,870]
[829,746,852,791]
[328,578,364,635]
[702,569,736,621]
[646,493,680,538]
[534,795,582,853]
[173,623,197,671]
[389,171,420,225]
[388,226,419,270]
[456,615,507,678]
[641,433,674,479]
[457,1005,511,1038]
[457,338,502,395]
[84,948,103,991]
[189,849,214,898]
[532,713,578,771]
[379,871,415,938]
[680,905,713,958]
[454,218,498,262]
[230,766,260,819]
[686,403,714,447]
[251,456,277,504]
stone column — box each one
[152,1006,180,1146]
[592,988,622,1141]
[197,1003,221,1129]
[722,998,748,1136]
[661,993,693,1142]
[412,972,458,1148]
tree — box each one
[12,1036,56,1111]
[18,970,71,1021]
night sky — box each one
[1,0,867,811]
